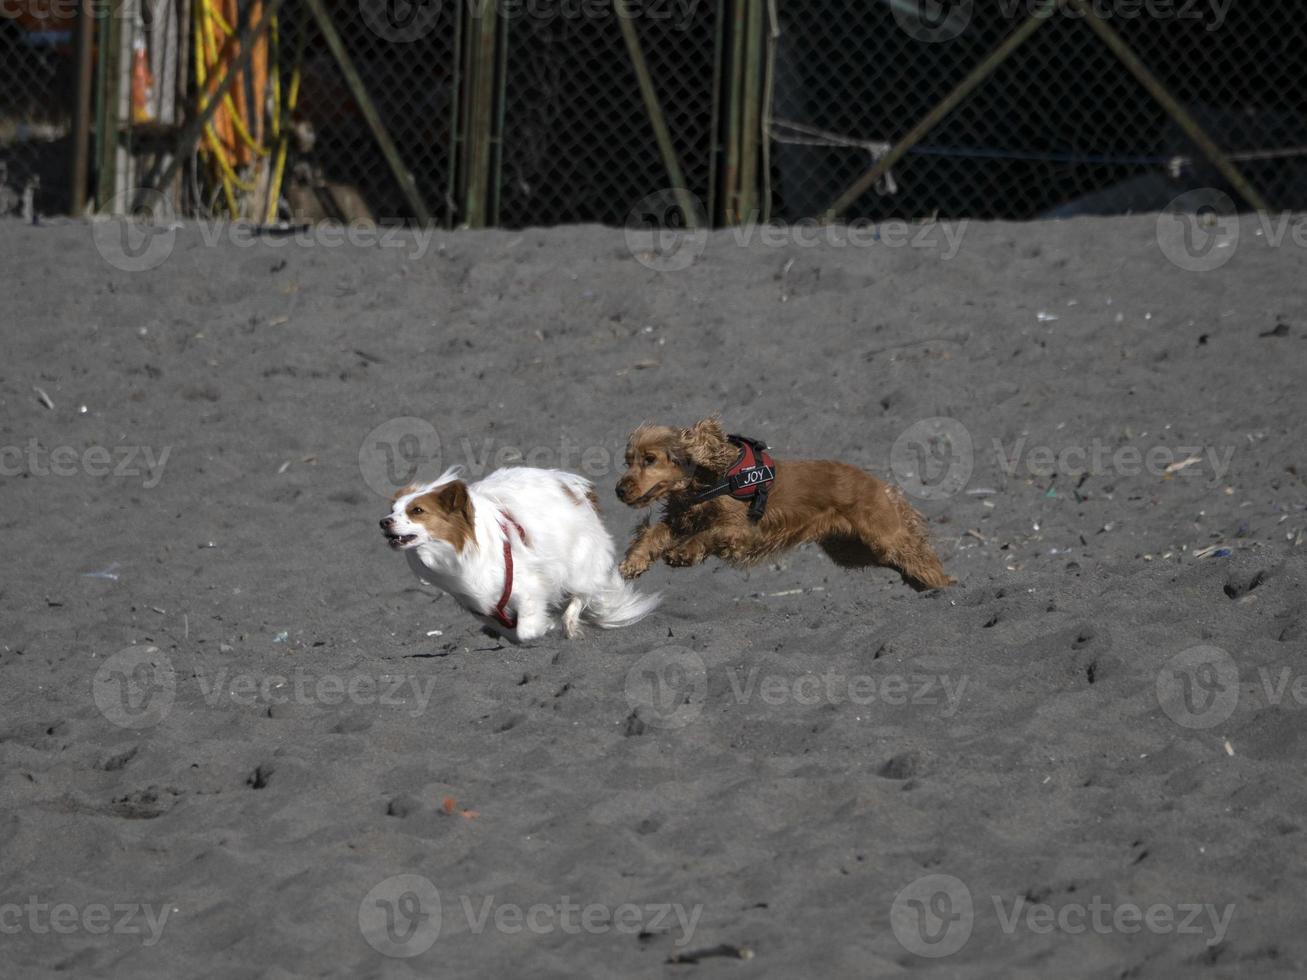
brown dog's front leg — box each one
[620,521,675,579]
[662,530,727,568]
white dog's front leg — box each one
[511,600,553,643]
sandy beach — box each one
[2,211,1305,977]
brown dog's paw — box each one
[619,557,650,579]
[663,547,701,568]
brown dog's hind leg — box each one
[882,490,955,590]
[818,534,878,568]
[828,490,955,591]
[891,543,956,591]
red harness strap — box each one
[490,514,528,629]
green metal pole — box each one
[489,1,508,225]
[462,0,498,227]
[303,0,433,225]
[706,0,726,225]
[615,0,695,223]
[722,0,747,223]
[736,0,763,222]
[96,0,123,209]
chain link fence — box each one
[0,2,77,215]
[2,0,1304,225]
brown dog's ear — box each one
[678,416,734,470]
[434,480,471,517]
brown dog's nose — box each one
[380,517,395,530]
[614,482,628,502]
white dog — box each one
[380,467,659,642]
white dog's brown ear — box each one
[435,480,471,517]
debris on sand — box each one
[667,944,753,964]
[82,562,122,581]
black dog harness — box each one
[690,434,776,522]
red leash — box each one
[490,513,527,629]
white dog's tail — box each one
[585,579,661,629]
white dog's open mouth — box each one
[385,533,418,549]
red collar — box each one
[490,514,528,629]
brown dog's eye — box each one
[643,455,656,466]
[410,506,424,516]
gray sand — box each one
[2,214,1305,977]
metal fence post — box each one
[1067,0,1270,212]
[821,6,1054,222]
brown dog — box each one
[615,418,954,590]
